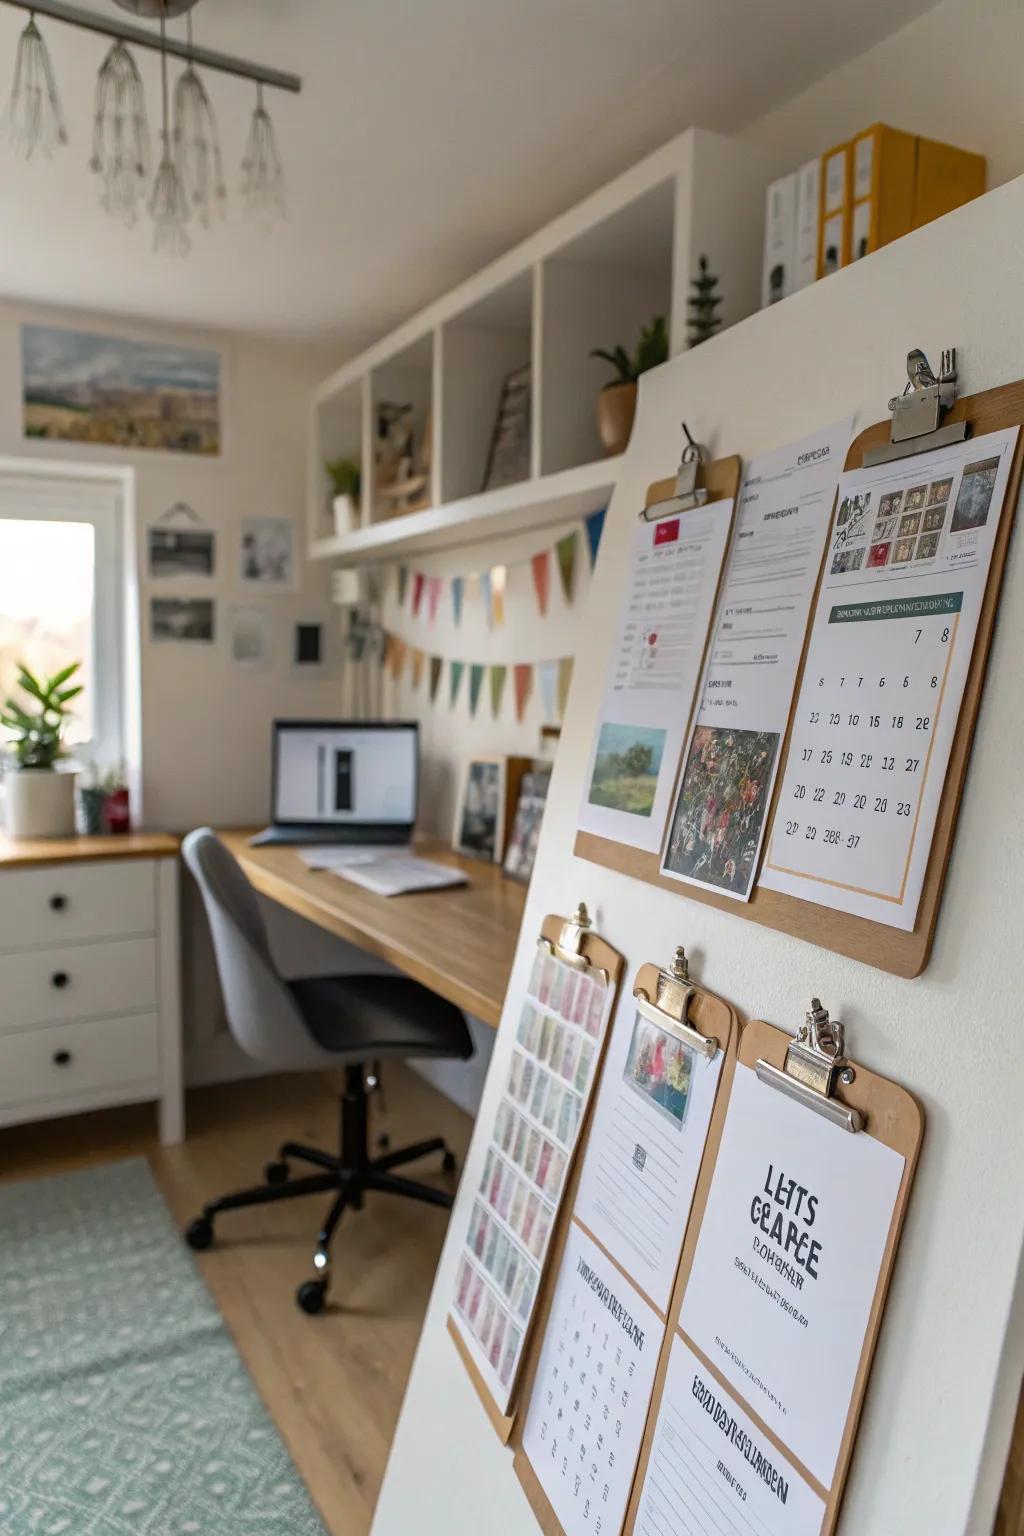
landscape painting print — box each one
[664,725,779,894]
[21,324,220,454]
[587,721,666,818]
[623,1011,695,1130]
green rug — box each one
[0,1158,327,1535]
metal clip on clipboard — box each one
[864,347,969,467]
[640,423,709,521]
[539,903,610,985]
[631,947,718,1060]
[755,999,864,1134]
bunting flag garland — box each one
[479,569,493,629]
[427,575,442,624]
[556,532,577,603]
[429,654,443,702]
[537,658,558,722]
[530,549,551,616]
[468,663,486,717]
[412,572,425,618]
[451,575,465,626]
[489,664,507,719]
[491,565,506,627]
[557,655,574,717]
[388,635,407,681]
[449,659,465,706]
[513,662,533,723]
[411,647,425,689]
[397,566,409,605]
[584,507,607,568]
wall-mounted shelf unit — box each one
[308,127,772,565]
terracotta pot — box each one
[595,381,637,456]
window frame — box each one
[0,460,133,775]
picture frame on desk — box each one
[503,769,551,883]
[454,755,532,864]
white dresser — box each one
[0,834,183,1144]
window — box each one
[0,470,125,771]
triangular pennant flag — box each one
[429,655,443,702]
[556,532,577,603]
[397,566,409,605]
[468,663,485,717]
[451,576,465,626]
[537,659,558,721]
[557,655,574,718]
[584,507,607,568]
[489,664,507,719]
[427,576,442,624]
[479,570,493,628]
[411,647,425,688]
[412,572,425,618]
[389,636,407,682]
[491,565,506,627]
[513,663,533,723]
[530,550,550,616]
[381,632,393,671]
[449,659,464,707]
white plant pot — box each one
[333,493,357,537]
[4,768,78,840]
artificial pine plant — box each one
[687,255,722,347]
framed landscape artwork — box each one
[21,323,221,455]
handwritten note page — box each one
[760,426,1018,927]
[578,499,733,852]
[661,421,852,900]
[451,942,614,1414]
[678,1064,904,1489]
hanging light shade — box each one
[149,2,190,254]
[91,41,150,223]
[173,23,226,227]
[240,83,285,224]
[5,13,67,159]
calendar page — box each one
[520,1224,662,1536]
[760,426,1018,927]
[633,1337,825,1536]
[450,941,615,1414]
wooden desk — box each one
[218,831,527,1029]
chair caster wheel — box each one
[265,1160,289,1185]
[296,1278,328,1315]
[442,1149,457,1173]
[185,1216,213,1251]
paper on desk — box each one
[329,857,468,897]
[296,844,404,869]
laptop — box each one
[251,719,418,848]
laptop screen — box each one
[271,721,418,828]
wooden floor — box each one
[0,1063,472,1535]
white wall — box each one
[738,0,1024,189]
[372,177,1024,1536]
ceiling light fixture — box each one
[1,0,300,252]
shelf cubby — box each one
[441,272,534,504]
[369,332,435,525]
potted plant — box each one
[80,760,107,835]
[1,661,83,840]
[102,761,131,834]
[325,457,361,537]
[590,315,669,455]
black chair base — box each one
[183,1063,457,1313]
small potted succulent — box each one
[325,457,361,537]
[1,661,83,840]
[590,315,669,456]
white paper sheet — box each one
[328,855,468,896]
[759,426,1018,927]
[635,1336,826,1536]
[661,420,853,900]
[520,1225,662,1536]
[572,997,723,1315]
[679,1063,904,1488]
[578,497,733,852]
[450,945,615,1414]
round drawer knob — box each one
[51,971,70,990]
[52,1050,72,1067]
[49,894,67,912]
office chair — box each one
[180,828,473,1314]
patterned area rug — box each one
[0,1159,327,1535]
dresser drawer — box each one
[0,937,157,1032]
[0,860,156,951]
[0,1012,159,1109]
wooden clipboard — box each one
[624,1011,923,1536]
[509,960,740,1535]
[448,909,626,1443]
[578,381,1024,977]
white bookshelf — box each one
[308,127,771,565]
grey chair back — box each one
[182,828,330,1071]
